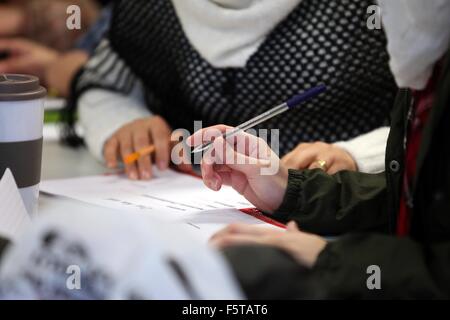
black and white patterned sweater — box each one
[72,0,397,156]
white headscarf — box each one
[379,0,450,90]
[171,0,303,68]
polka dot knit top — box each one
[73,0,397,155]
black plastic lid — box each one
[0,74,47,101]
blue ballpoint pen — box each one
[191,84,327,154]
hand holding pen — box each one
[122,85,326,179]
[104,116,193,180]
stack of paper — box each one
[0,169,31,242]
[41,169,282,240]
[0,201,244,299]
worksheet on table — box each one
[40,169,282,240]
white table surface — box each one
[39,138,107,216]
[39,132,202,217]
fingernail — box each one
[129,172,138,180]
[213,180,220,191]
[158,161,167,170]
[142,171,151,180]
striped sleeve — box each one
[73,39,153,162]
[74,38,138,97]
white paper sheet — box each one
[0,169,32,241]
[0,209,244,299]
[40,169,282,240]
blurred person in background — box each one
[0,0,111,97]
[0,0,100,50]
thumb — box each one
[286,221,300,232]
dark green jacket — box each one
[280,53,450,299]
[226,53,450,299]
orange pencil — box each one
[123,145,156,165]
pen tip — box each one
[192,143,212,154]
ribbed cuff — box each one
[275,169,308,219]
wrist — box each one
[333,145,358,171]
[273,169,308,217]
[304,236,328,268]
[274,165,289,208]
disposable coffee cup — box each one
[0,74,46,216]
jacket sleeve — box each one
[223,245,322,299]
[79,87,151,162]
[274,169,388,235]
[314,234,450,299]
[73,38,142,102]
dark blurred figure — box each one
[0,0,111,97]
[0,0,100,50]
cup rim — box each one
[0,74,47,102]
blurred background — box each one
[0,0,112,139]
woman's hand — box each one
[104,115,192,180]
[0,38,59,79]
[282,142,357,174]
[211,222,327,268]
[45,50,88,97]
[187,125,289,214]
